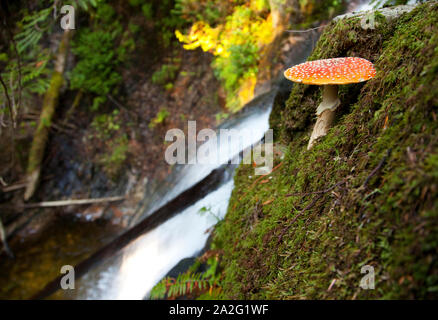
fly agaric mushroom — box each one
[284,57,376,150]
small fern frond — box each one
[150,272,214,300]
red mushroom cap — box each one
[284,57,376,85]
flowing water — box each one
[68,93,274,300]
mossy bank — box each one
[211,2,438,299]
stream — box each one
[68,92,275,300]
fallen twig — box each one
[0,74,13,126]
[327,279,337,292]
[0,217,14,258]
[62,90,83,127]
[277,195,322,244]
[1,182,27,192]
[285,180,346,198]
[289,194,322,225]
[277,179,347,244]
[285,26,325,33]
[362,149,391,188]
[107,94,137,117]
[20,196,126,208]
[236,162,283,203]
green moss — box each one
[27,71,64,173]
[212,2,438,300]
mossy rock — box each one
[213,2,438,299]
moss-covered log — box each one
[24,30,71,200]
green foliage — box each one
[74,0,99,11]
[149,108,170,129]
[175,2,272,110]
[172,0,241,25]
[164,83,174,91]
[198,206,221,222]
[151,0,188,48]
[253,0,270,12]
[211,5,267,109]
[90,109,129,178]
[90,109,121,139]
[128,0,143,6]
[0,5,52,114]
[0,0,103,122]
[290,0,348,30]
[150,256,221,300]
[14,7,52,54]
[70,29,122,103]
[69,2,136,110]
[213,43,259,99]
[151,61,181,86]
[150,272,206,299]
[215,112,229,124]
[2,51,52,100]
[128,0,153,19]
[141,4,153,19]
[99,134,129,178]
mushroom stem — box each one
[308,85,341,150]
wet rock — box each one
[334,3,418,22]
[74,204,105,222]
[14,210,56,242]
